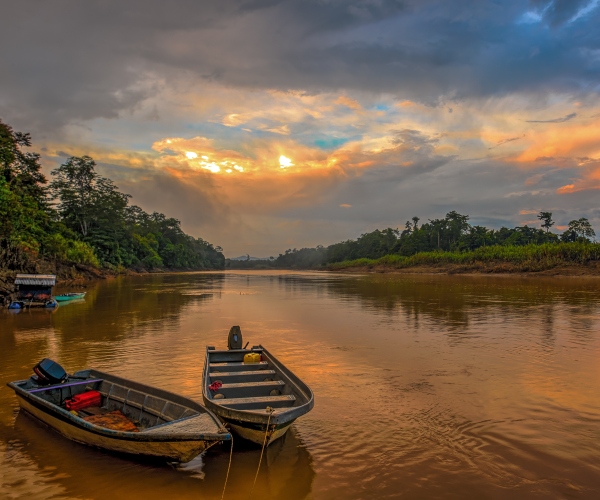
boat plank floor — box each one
[141,413,218,435]
[220,381,284,389]
[209,370,276,379]
[209,361,269,372]
[220,395,295,405]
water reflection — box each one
[5,413,313,500]
[322,274,600,327]
[2,271,600,499]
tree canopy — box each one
[0,119,224,272]
[235,210,596,270]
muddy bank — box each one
[0,259,215,304]
[329,261,600,277]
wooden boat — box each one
[55,292,86,302]
[202,330,314,446]
[8,362,231,462]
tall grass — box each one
[328,242,600,272]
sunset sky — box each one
[1,0,599,257]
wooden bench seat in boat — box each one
[217,380,285,398]
[219,394,296,410]
[210,361,269,372]
[209,370,276,383]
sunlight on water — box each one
[1,271,600,499]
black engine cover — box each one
[33,358,68,384]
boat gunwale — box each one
[8,369,230,443]
[202,346,314,426]
[54,293,86,301]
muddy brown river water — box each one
[1,271,599,499]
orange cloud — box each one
[515,116,600,163]
[524,174,543,186]
[556,184,575,194]
[335,95,362,110]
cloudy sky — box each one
[1,0,599,257]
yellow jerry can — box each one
[243,352,261,364]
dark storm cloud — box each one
[119,170,227,234]
[1,0,600,133]
[526,112,577,123]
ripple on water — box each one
[1,272,600,499]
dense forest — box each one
[0,119,224,275]
[228,210,598,270]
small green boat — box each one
[55,292,86,302]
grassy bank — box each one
[328,242,600,274]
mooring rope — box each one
[220,429,234,500]
[249,407,275,499]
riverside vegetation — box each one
[228,211,599,274]
[0,119,224,300]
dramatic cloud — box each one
[1,0,599,255]
[526,112,577,123]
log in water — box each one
[1,271,599,499]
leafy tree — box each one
[0,120,51,254]
[50,156,104,237]
[561,218,596,242]
[537,211,554,233]
[412,216,420,231]
[458,225,494,250]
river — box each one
[1,271,599,499]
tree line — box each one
[1,119,224,271]
[228,210,596,269]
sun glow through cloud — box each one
[279,155,294,168]
[19,19,600,257]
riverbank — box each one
[0,260,229,305]
[0,258,171,305]
[327,242,600,277]
[329,261,600,277]
[0,263,121,305]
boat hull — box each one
[16,395,213,462]
[225,418,293,446]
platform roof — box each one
[14,274,56,286]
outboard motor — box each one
[227,326,243,350]
[32,358,68,386]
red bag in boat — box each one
[65,390,102,411]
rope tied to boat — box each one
[220,429,234,500]
[249,406,275,499]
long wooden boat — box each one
[202,344,314,446]
[55,292,86,302]
[8,366,230,462]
